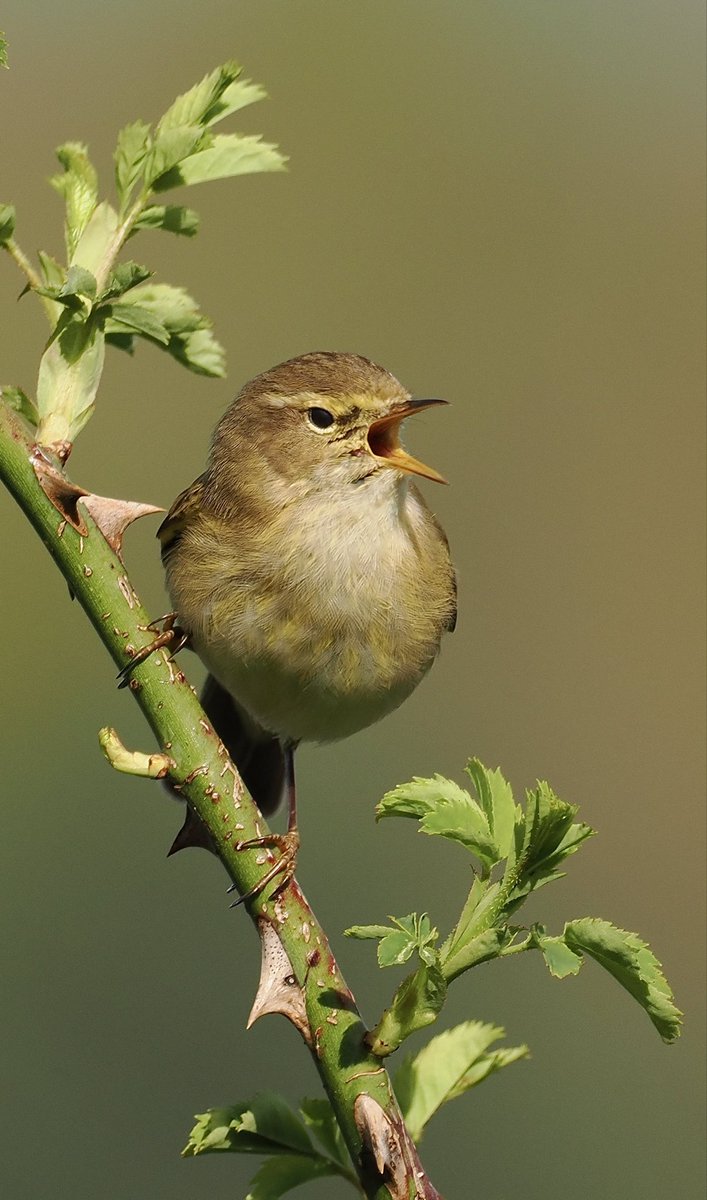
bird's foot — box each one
[117,612,189,688]
[230,829,300,906]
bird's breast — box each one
[171,478,453,743]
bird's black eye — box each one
[306,407,335,430]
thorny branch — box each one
[0,400,445,1200]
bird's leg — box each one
[117,612,189,688]
[231,742,300,905]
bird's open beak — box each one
[367,398,448,484]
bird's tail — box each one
[167,673,285,855]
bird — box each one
[156,351,456,899]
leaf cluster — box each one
[345,759,681,1054]
[1,61,285,447]
[184,1020,529,1197]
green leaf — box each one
[50,142,99,259]
[368,963,447,1057]
[204,76,268,126]
[60,265,97,301]
[507,781,594,901]
[465,759,518,859]
[440,926,511,982]
[564,918,682,1042]
[245,1155,342,1200]
[394,1021,528,1143]
[104,331,134,354]
[156,61,244,133]
[377,773,474,821]
[531,925,583,978]
[1,385,38,426]
[0,31,8,68]
[167,326,226,377]
[446,1042,530,1099]
[345,924,396,942]
[102,284,225,376]
[152,132,286,191]
[35,311,105,444]
[107,302,170,344]
[120,282,204,331]
[37,250,65,289]
[71,201,119,274]
[345,914,439,969]
[144,126,205,189]
[114,119,151,209]
[130,203,200,237]
[299,1098,351,1172]
[0,203,16,246]
[419,794,497,868]
[184,1094,315,1158]
[98,261,153,302]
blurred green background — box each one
[1,3,704,1197]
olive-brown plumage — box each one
[159,352,456,869]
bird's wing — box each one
[156,475,206,564]
[447,565,458,633]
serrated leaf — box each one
[394,1021,527,1143]
[0,203,16,245]
[50,142,98,258]
[60,265,97,300]
[168,326,225,376]
[184,1094,315,1158]
[345,914,439,969]
[377,773,474,821]
[153,132,286,191]
[368,963,447,1057]
[465,759,518,858]
[98,261,153,302]
[245,1154,342,1200]
[419,795,497,867]
[130,203,200,237]
[144,126,205,189]
[531,926,583,978]
[107,302,170,344]
[1,385,38,426]
[157,61,244,134]
[114,119,151,209]
[446,1042,530,1099]
[205,76,267,125]
[507,781,592,900]
[103,284,225,376]
[564,918,682,1042]
[121,282,204,331]
[37,250,65,288]
[0,32,8,69]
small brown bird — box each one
[158,351,456,896]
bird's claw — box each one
[117,612,188,687]
[230,829,300,906]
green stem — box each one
[0,400,443,1200]
[3,239,57,324]
[92,196,144,295]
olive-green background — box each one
[1,3,704,1198]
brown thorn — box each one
[31,448,88,533]
[247,919,311,1044]
[80,494,164,560]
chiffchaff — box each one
[158,351,456,896]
